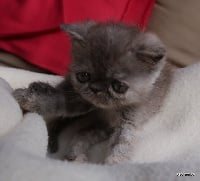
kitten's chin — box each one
[92,102,114,109]
[83,96,115,109]
[89,97,140,109]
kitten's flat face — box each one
[62,22,166,109]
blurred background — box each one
[0,0,199,75]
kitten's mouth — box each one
[83,94,114,109]
[92,101,113,109]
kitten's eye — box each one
[76,72,91,83]
[112,80,129,94]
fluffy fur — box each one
[13,21,171,164]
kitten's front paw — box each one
[13,87,40,113]
[64,153,88,163]
[63,153,77,161]
[74,154,88,163]
[13,82,55,114]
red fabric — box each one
[0,0,155,75]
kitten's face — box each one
[62,22,166,109]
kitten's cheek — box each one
[73,82,89,92]
[108,87,118,98]
[126,92,142,105]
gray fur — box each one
[13,21,172,164]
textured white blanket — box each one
[0,66,200,181]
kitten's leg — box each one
[47,118,70,153]
[13,81,93,118]
[64,129,109,163]
[64,141,89,163]
[13,82,66,118]
[105,124,135,164]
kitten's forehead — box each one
[83,23,140,72]
[87,23,139,52]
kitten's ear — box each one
[136,33,166,64]
[60,21,96,41]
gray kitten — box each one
[13,21,172,164]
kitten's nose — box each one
[90,83,104,94]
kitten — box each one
[13,21,173,164]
